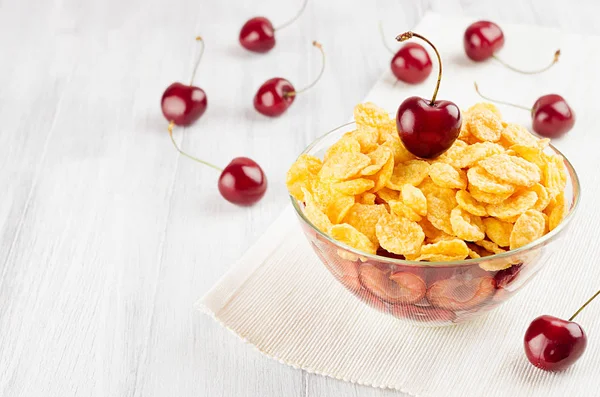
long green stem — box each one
[378,22,396,55]
[168,122,222,172]
[285,41,325,97]
[189,36,205,86]
[570,289,600,321]
[396,31,441,105]
[492,49,560,75]
[473,82,531,111]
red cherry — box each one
[161,83,207,126]
[167,124,267,206]
[525,289,599,371]
[239,17,276,53]
[379,23,432,84]
[463,21,504,61]
[493,263,522,289]
[253,41,325,117]
[239,0,308,53]
[161,37,208,126]
[391,43,433,84]
[464,20,560,74]
[474,83,575,138]
[394,32,461,159]
[532,94,576,138]
[218,157,267,206]
[358,263,426,304]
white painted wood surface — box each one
[0,1,599,396]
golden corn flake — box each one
[468,166,516,195]
[416,239,469,261]
[286,154,322,201]
[479,154,541,187]
[376,212,424,256]
[401,184,427,216]
[330,223,378,254]
[318,152,371,181]
[342,203,387,244]
[389,200,422,222]
[387,159,430,189]
[482,217,513,247]
[510,209,546,250]
[486,190,538,219]
[333,178,375,195]
[287,101,569,263]
[467,108,503,142]
[456,189,487,216]
[324,136,361,162]
[450,207,485,242]
[429,162,467,190]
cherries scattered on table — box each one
[254,41,325,117]
[464,20,560,74]
[395,32,462,159]
[162,37,267,206]
[161,37,208,126]
[239,0,308,53]
[379,23,432,84]
[474,82,575,138]
[524,289,599,371]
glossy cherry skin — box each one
[396,96,462,159]
[391,42,433,84]
[464,21,505,61]
[161,83,207,126]
[253,77,296,117]
[218,157,267,206]
[239,17,276,53]
[532,94,575,138]
[524,315,587,371]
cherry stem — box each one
[569,289,600,321]
[168,122,223,172]
[397,31,441,105]
[492,49,560,75]
[285,41,325,97]
[378,22,396,55]
[189,36,205,86]
[473,82,531,111]
[274,0,308,31]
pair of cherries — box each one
[387,21,574,141]
[161,38,267,206]
[239,0,325,117]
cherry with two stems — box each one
[161,37,208,126]
[464,20,561,74]
[395,32,462,159]
[379,23,432,84]
[254,41,325,117]
[239,0,308,53]
[474,82,575,138]
[168,123,267,206]
[524,289,599,371]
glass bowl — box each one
[291,121,580,326]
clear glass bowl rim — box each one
[290,119,581,267]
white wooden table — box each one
[1,0,598,396]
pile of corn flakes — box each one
[286,102,568,263]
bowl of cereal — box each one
[286,102,580,326]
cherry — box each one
[358,263,426,304]
[395,32,462,159]
[474,82,575,138]
[426,274,495,311]
[167,123,267,206]
[253,41,325,117]
[379,23,432,84]
[524,289,599,371]
[161,37,208,126]
[239,0,308,53]
[464,20,560,74]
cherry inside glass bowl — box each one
[290,120,580,326]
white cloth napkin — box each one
[198,13,600,397]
